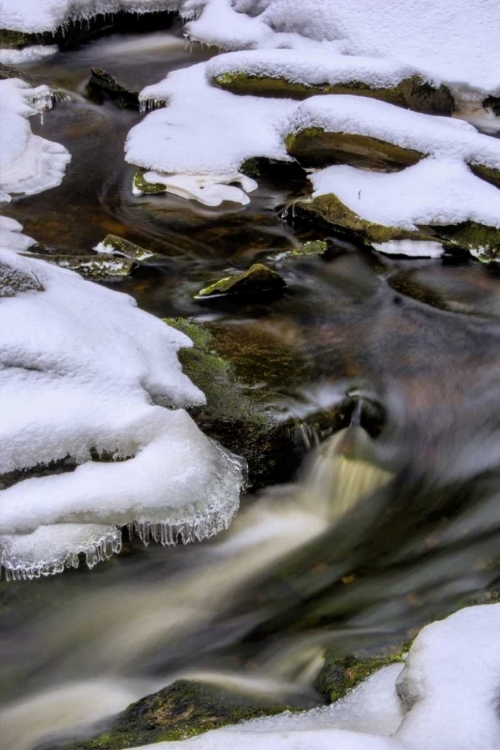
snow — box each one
[185,0,500,100]
[0,216,36,253]
[129,604,500,750]
[309,159,500,233]
[372,241,444,260]
[0,249,243,579]
[0,78,70,203]
[0,0,181,34]
[126,62,294,204]
[207,49,423,90]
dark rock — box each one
[87,67,139,109]
[483,96,500,116]
[195,263,286,300]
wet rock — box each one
[165,318,345,489]
[214,72,454,115]
[133,169,167,195]
[289,240,328,257]
[27,254,136,280]
[195,263,286,301]
[483,96,500,116]
[314,645,409,704]
[49,679,295,750]
[95,234,161,262]
[285,127,423,170]
[87,67,139,110]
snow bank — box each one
[185,0,500,100]
[0,78,70,203]
[127,62,294,205]
[0,216,36,253]
[0,0,181,34]
[310,159,500,234]
[129,604,500,750]
[0,249,243,579]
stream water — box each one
[1,20,500,750]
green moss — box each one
[290,240,328,257]
[435,221,500,260]
[133,169,166,195]
[285,127,424,169]
[99,234,158,262]
[315,644,411,704]
[164,317,344,489]
[290,194,429,245]
[196,263,286,299]
[213,72,454,114]
[56,679,294,750]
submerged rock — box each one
[87,67,139,110]
[285,127,423,170]
[165,318,345,489]
[214,71,454,115]
[51,679,295,750]
[195,264,286,300]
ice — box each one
[0,0,181,34]
[0,78,70,203]
[0,249,244,577]
[134,171,258,206]
[128,604,500,750]
[184,0,500,102]
[372,241,445,259]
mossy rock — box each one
[289,194,429,245]
[436,221,500,261]
[290,240,328,257]
[87,67,139,110]
[213,72,454,115]
[195,263,286,300]
[133,169,167,196]
[27,254,136,280]
[315,645,409,704]
[285,127,424,170]
[166,318,345,489]
[469,162,500,189]
[0,29,34,49]
[97,234,160,262]
[47,680,295,750]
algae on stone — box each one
[213,71,454,115]
[196,263,286,299]
[285,127,424,170]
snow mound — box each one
[0,216,36,253]
[0,0,181,35]
[207,49,423,90]
[0,78,70,203]
[185,0,500,101]
[0,45,59,65]
[129,604,500,750]
[0,249,243,579]
[309,159,500,234]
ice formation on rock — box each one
[0,0,181,35]
[0,78,70,203]
[0,249,244,579]
[129,604,500,750]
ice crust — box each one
[0,78,70,203]
[184,0,500,100]
[0,249,243,578]
[130,604,500,750]
[0,0,181,34]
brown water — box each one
[1,21,500,750]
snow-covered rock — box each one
[184,0,500,102]
[128,604,500,750]
[0,78,70,203]
[0,249,243,579]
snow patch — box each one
[372,241,444,260]
[0,216,36,253]
[0,249,243,578]
[0,45,59,65]
[0,78,70,203]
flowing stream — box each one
[1,20,500,750]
